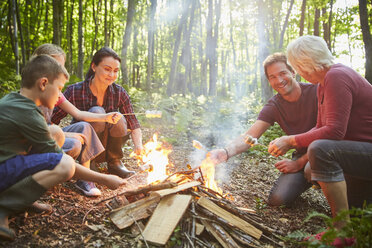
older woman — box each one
[52,47,143,180]
[268,35,372,227]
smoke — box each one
[187,90,259,186]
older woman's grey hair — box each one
[287,35,334,74]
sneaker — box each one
[75,180,101,197]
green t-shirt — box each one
[0,92,62,163]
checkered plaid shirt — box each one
[51,79,140,130]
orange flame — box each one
[130,134,172,184]
[199,154,223,195]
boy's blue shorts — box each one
[0,153,63,192]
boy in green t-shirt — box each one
[0,55,126,241]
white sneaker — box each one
[75,180,101,197]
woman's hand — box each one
[268,136,293,157]
[274,159,301,173]
[65,132,87,145]
[106,112,122,124]
[134,144,144,155]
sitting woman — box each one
[52,47,144,180]
[33,44,122,197]
[268,36,372,236]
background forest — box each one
[1,1,372,247]
[1,0,370,103]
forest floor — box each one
[0,125,330,248]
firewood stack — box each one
[100,171,284,247]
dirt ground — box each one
[0,126,330,248]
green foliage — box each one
[167,225,182,247]
[286,204,372,247]
[255,197,267,211]
[0,73,20,98]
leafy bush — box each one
[286,204,372,247]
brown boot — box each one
[107,161,135,179]
[0,176,48,241]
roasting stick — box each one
[121,110,162,118]
[244,135,267,148]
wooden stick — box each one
[95,182,177,204]
[201,219,241,248]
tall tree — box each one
[14,0,25,67]
[359,0,372,83]
[279,0,294,49]
[299,0,306,36]
[77,0,84,79]
[52,0,63,46]
[121,0,136,85]
[146,0,157,90]
[206,0,221,96]
[167,1,190,95]
[313,7,320,36]
[257,0,272,102]
[10,0,19,74]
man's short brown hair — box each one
[263,53,295,78]
[21,55,69,89]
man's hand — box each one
[274,159,301,174]
[65,132,87,145]
[103,174,127,190]
[268,136,293,156]
[208,149,228,165]
[106,112,122,124]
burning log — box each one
[96,181,177,205]
[155,181,200,197]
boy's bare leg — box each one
[32,154,75,189]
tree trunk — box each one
[66,0,75,74]
[229,0,236,67]
[52,0,62,46]
[182,0,196,94]
[77,0,84,79]
[206,0,221,96]
[313,8,320,36]
[146,0,157,91]
[359,0,372,83]
[132,24,140,87]
[279,0,294,49]
[121,0,136,85]
[10,0,19,74]
[166,1,189,96]
[322,0,333,50]
[15,0,25,67]
[104,0,108,46]
[257,0,272,103]
[299,0,306,36]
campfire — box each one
[97,134,283,247]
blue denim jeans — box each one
[308,139,372,208]
[62,122,104,164]
[267,152,312,206]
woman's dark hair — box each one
[85,47,121,80]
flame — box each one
[199,154,223,195]
[130,134,172,184]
